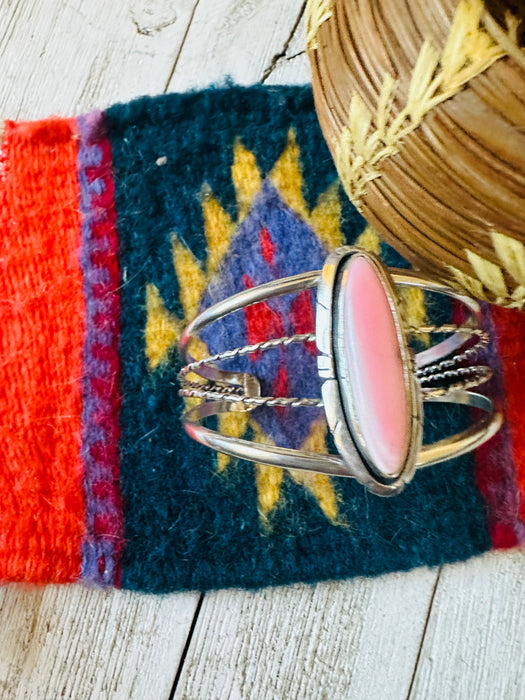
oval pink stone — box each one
[342,255,409,476]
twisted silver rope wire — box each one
[416,330,489,380]
[179,326,491,407]
[178,333,316,378]
[179,387,325,408]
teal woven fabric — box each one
[105,85,492,593]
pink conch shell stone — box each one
[342,256,409,476]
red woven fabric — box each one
[0,119,85,583]
[491,305,525,529]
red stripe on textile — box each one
[486,304,525,543]
[0,119,85,583]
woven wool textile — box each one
[0,85,524,592]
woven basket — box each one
[307,0,525,307]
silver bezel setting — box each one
[316,246,423,496]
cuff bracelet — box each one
[178,246,502,496]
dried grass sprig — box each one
[306,0,334,50]
[335,0,508,207]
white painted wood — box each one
[0,0,198,120]
[0,584,199,700]
[167,0,307,92]
[409,550,525,700]
[174,568,438,700]
[262,12,310,85]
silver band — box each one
[179,268,481,364]
[182,391,502,478]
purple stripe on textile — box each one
[77,111,125,587]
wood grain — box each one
[174,569,438,700]
[263,10,311,84]
[409,550,525,700]
[0,0,198,119]
[167,0,308,92]
[0,584,199,700]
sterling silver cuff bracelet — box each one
[178,246,502,496]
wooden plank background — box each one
[0,1,524,698]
